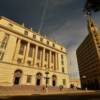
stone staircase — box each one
[0,85,70,96]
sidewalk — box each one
[0,90,97,97]
[0,85,98,97]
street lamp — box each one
[44,65,49,92]
[45,71,49,88]
[82,75,86,79]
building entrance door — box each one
[36,79,41,86]
[52,75,57,86]
[14,77,20,85]
[36,73,42,86]
[52,80,56,86]
[14,70,22,85]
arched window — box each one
[13,69,22,85]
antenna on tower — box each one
[38,0,48,34]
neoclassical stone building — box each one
[0,16,69,88]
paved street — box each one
[0,92,100,100]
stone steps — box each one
[0,85,71,96]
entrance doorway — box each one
[36,73,42,86]
[52,75,57,86]
[36,79,41,86]
[14,70,22,85]
[53,80,56,86]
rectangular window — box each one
[61,55,64,65]
[0,33,9,49]
[37,63,39,67]
[19,41,26,55]
[62,67,65,73]
[52,43,55,47]
[28,44,33,57]
[51,52,55,63]
[45,50,49,61]
[33,35,36,39]
[24,31,28,36]
[27,60,32,65]
[37,49,41,60]
[40,37,43,42]
[17,58,22,64]
[47,41,49,45]
[61,47,63,50]
[37,48,42,60]
[61,55,63,59]
[45,52,47,61]
[62,61,64,65]
[0,51,4,60]
[27,75,32,83]
[63,79,66,85]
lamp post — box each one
[44,69,49,92]
[45,71,49,88]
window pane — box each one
[62,67,65,73]
[0,51,4,60]
[33,35,36,39]
[63,79,66,85]
[24,31,28,36]
[19,41,26,55]
[28,45,33,57]
[27,75,32,83]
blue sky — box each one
[0,0,100,79]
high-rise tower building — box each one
[76,17,100,89]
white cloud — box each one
[46,17,88,79]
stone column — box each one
[40,49,43,68]
[34,45,38,67]
[54,53,57,70]
[49,51,51,69]
[32,74,36,85]
[32,46,35,67]
[52,52,55,70]
[24,42,30,64]
[13,39,21,62]
[42,48,45,69]
[56,53,59,70]
[42,75,46,86]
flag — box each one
[84,0,100,14]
